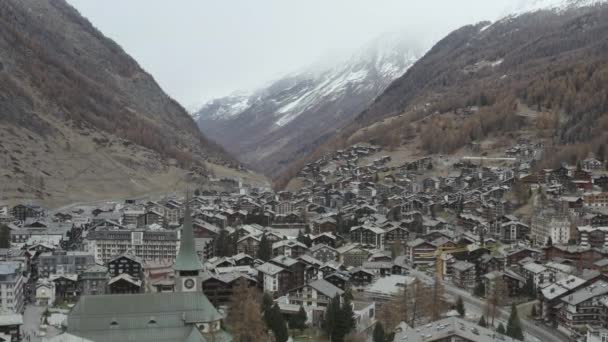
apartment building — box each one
[0,262,24,314]
[37,250,96,278]
[85,229,179,264]
[558,281,608,331]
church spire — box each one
[174,192,203,272]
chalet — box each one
[307,244,338,263]
[406,239,437,266]
[337,244,370,267]
[108,273,142,294]
[11,204,44,222]
[313,217,338,234]
[507,248,541,268]
[543,245,605,269]
[361,262,393,277]
[192,219,221,238]
[452,261,476,291]
[349,225,384,249]
[236,235,260,257]
[287,279,344,326]
[107,252,143,279]
[51,274,79,302]
[323,272,350,291]
[272,239,308,258]
[136,210,165,228]
[499,220,530,242]
[349,267,374,287]
[311,232,339,248]
[202,272,257,307]
[319,261,343,278]
[257,262,290,296]
[270,255,306,291]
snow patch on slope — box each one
[509,0,608,16]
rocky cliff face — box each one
[195,33,423,177]
[0,0,238,206]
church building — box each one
[63,197,232,342]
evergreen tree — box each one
[322,295,340,338]
[455,296,465,317]
[497,323,506,334]
[478,316,487,328]
[261,292,273,326]
[214,227,233,257]
[474,281,485,297]
[0,225,10,249]
[524,276,536,299]
[373,322,386,342]
[290,306,307,331]
[530,304,537,318]
[546,236,553,247]
[506,303,524,340]
[341,292,356,334]
[296,230,311,247]
[270,303,289,342]
[257,234,272,261]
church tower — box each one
[174,194,204,292]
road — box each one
[445,282,569,342]
[22,305,61,342]
[408,269,570,342]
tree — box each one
[378,281,411,331]
[261,292,273,327]
[269,303,288,342]
[214,227,233,257]
[323,295,339,337]
[497,323,506,334]
[484,277,507,326]
[478,316,487,328]
[0,225,10,249]
[506,303,524,341]
[226,280,268,342]
[296,230,311,248]
[428,278,449,321]
[474,281,486,297]
[373,322,386,342]
[530,304,537,318]
[257,234,272,262]
[341,292,356,335]
[455,296,465,317]
[523,276,536,299]
[289,306,307,332]
[390,242,403,259]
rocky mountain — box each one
[275,0,608,187]
[195,33,423,177]
[0,0,246,206]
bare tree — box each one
[226,279,269,342]
[484,277,508,327]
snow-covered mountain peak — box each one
[194,32,423,173]
[195,32,422,126]
[508,0,608,16]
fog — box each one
[68,0,521,110]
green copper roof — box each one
[174,196,204,271]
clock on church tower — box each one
[174,196,204,293]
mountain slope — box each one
[0,0,245,206]
[195,34,423,177]
[276,0,608,187]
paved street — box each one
[408,269,570,342]
[444,282,570,342]
[22,305,61,342]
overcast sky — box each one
[68,0,520,110]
